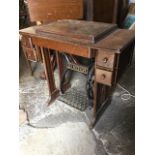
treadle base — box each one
[58,88,88,111]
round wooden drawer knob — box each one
[102,74,106,79]
[103,58,108,63]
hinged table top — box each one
[35,20,117,43]
[19,20,135,56]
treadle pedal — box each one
[58,88,88,111]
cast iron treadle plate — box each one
[58,88,88,111]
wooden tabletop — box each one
[93,29,135,52]
[35,20,117,44]
[20,20,135,53]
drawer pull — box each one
[102,74,106,79]
[103,57,108,63]
[96,50,115,71]
[96,69,113,86]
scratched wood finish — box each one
[19,20,135,119]
[27,0,83,22]
[94,29,135,52]
[32,36,91,58]
[36,20,117,43]
[19,29,92,58]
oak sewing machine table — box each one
[20,20,134,127]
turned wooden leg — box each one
[41,48,59,105]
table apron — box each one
[31,36,93,58]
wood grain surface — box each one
[27,0,83,22]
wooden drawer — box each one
[96,69,113,86]
[22,46,42,61]
[21,36,42,62]
[21,36,32,48]
[96,50,115,70]
[22,46,35,61]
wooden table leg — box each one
[93,81,98,117]
[56,51,71,92]
[91,82,111,128]
[41,48,59,105]
[22,47,33,76]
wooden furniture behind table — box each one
[84,0,129,26]
[27,0,83,22]
[20,20,134,127]
[22,0,84,76]
[27,0,128,26]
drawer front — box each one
[96,50,115,70]
[22,47,37,61]
[21,36,42,62]
[96,69,113,86]
[21,36,32,48]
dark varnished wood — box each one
[36,20,117,43]
[19,26,92,58]
[95,49,116,71]
[40,47,59,105]
[84,0,128,26]
[32,36,92,58]
[20,20,135,124]
[93,0,117,23]
[93,33,134,116]
[27,0,83,22]
[21,35,42,61]
[20,20,118,58]
[93,29,135,52]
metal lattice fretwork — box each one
[58,88,88,111]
